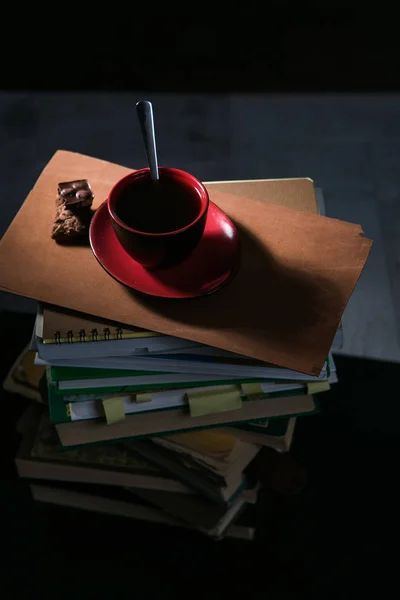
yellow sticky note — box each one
[102,397,125,424]
[307,381,331,395]
[241,383,263,396]
[135,392,152,403]
[187,385,242,418]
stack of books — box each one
[11,299,330,540]
[35,303,339,445]
[1,151,372,540]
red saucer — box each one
[89,201,240,298]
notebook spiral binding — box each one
[53,327,124,344]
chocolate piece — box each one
[60,186,75,197]
[58,179,94,208]
[76,189,92,201]
[52,195,92,243]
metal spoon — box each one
[136,100,159,181]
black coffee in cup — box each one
[108,167,209,268]
[114,172,202,234]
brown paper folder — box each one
[40,178,318,343]
[0,151,372,376]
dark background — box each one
[2,3,400,596]
[3,3,399,92]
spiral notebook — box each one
[35,299,341,375]
[38,304,157,343]
[34,304,200,360]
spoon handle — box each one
[136,100,159,181]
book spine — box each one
[48,382,72,424]
[50,367,166,381]
[53,382,250,396]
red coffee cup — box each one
[108,167,209,269]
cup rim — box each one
[107,167,209,237]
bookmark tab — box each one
[135,392,152,403]
[307,381,331,395]
[102,397,125,425]
[241,383,263,396]
[187,385,243,418]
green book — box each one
[49,366,274,396]
[56,392,319,448]
[47,373,314,427]
[48,381,201,425]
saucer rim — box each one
[89,200,240,299]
